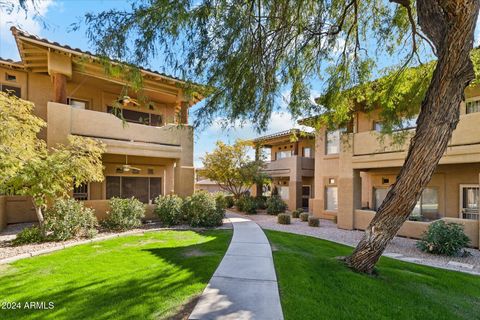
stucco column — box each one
[337,133,359,230]
[174,126,194,196]
[164,162,175,195]
[52,73,67,104]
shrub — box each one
[292,208,304,218]
[236,196,257,214]
[299,212,309,222]
[103,197,145,231]
[225,195,235,208]
[44,198,98,241]
[255,196,267,210]
[277,213,291,225]
[266,196,287,215]
[183,191,224,227]
[308,216,320,227]
[214,192,228,213]
[12,226,44,245]
[154,195,184,226]
[417,220,470,256]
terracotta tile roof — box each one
[251,129,314,143]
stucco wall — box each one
[0,196,6,231]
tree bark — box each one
[346,0,480,274]
[34,205,46,237]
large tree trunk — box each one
[34,205,46,237]
[346,0,480,274]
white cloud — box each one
[0,0,55,59]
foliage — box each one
[292,208,304,218]
[80,1,425,132]
[300,212,310,222]
[236,195,257,214]
[213,192,228,213]
[416,221,470,256]
[266,196,287,215]
[277,213,291,225]
[2,230,232,320]
[200,140,268,199]
[183,191,225,227]
[266,230,480,320]
[103,197,145,231]
[224,195,235,209]
[0,94,105,234]
[154,195,184,226]
[254,196,268,210]
[12,226,44,245]
[44,198,98,241]
[308,216,320,227]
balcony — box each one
[47,102,191,159]
[263,156,314,178]
[351,112,480,168]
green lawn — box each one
[0,229,232,320]
[265,230,480,320]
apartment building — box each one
[0,27,202,225]
[252,129,315,211]
[306,85,480,247]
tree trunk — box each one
[33,202,46,237]
[346,0,480,274]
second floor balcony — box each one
[46,102,192,159]
[263,156,314,178]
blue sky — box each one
[1,0,480,166]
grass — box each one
[265,230,480,320]
[0,229,232,320]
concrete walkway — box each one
[189,213,284,320]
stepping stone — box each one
[384,253,403,258]
[447,261,474,269]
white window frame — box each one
[459,184,479,219]
[465,97,480,114]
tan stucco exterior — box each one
[0,28,202,228]
[252,130,315,211]
[309,87,480,248]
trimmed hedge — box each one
[154,195,184,226]
[103,197,145,231]
[277,213,291,225]
[183,191,225,227]
[308,216,320,227]
[292,208,304,218]
[299,212,309,222]
[236,196,257,214]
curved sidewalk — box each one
[189,213,283,320]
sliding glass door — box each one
[106,176,162,203]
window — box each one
[325,186,338,211]
[412,187,439,218]
[5,74,16,82]
[374,187,389,210]
[326,130,341,155]
[73,182,88,200]
[107,106,163,127]
[278,186,289,200]
[106,176,162,203]
[276,150,292,160]
[460,185,479,220]
[67,98,88,110]
[373,121,383,132]
[466,99,480,114]
[303,147,312,158]
[0,84,21,97]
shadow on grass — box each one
[0,229,231,320]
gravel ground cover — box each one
[228,211,480,275]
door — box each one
[302,186,311,210]
[459,184,479,220]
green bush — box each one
[225,195,235,208]
[103,197,145,231]
[308,216,320,227]
[292,208,304,218]
[154,195,184,226]
[183,191,224,227]
[277,213,291,225]
[214,193,228,212]
[236,195,257,214]
[266,196,287,215]
[12,226,44,245]
[299,212,309,222]
[44,198,98,241]
[255,196,267,210]
[417,220,470,256]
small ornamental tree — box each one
[201,140,269,199]
[0,93,106,235]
